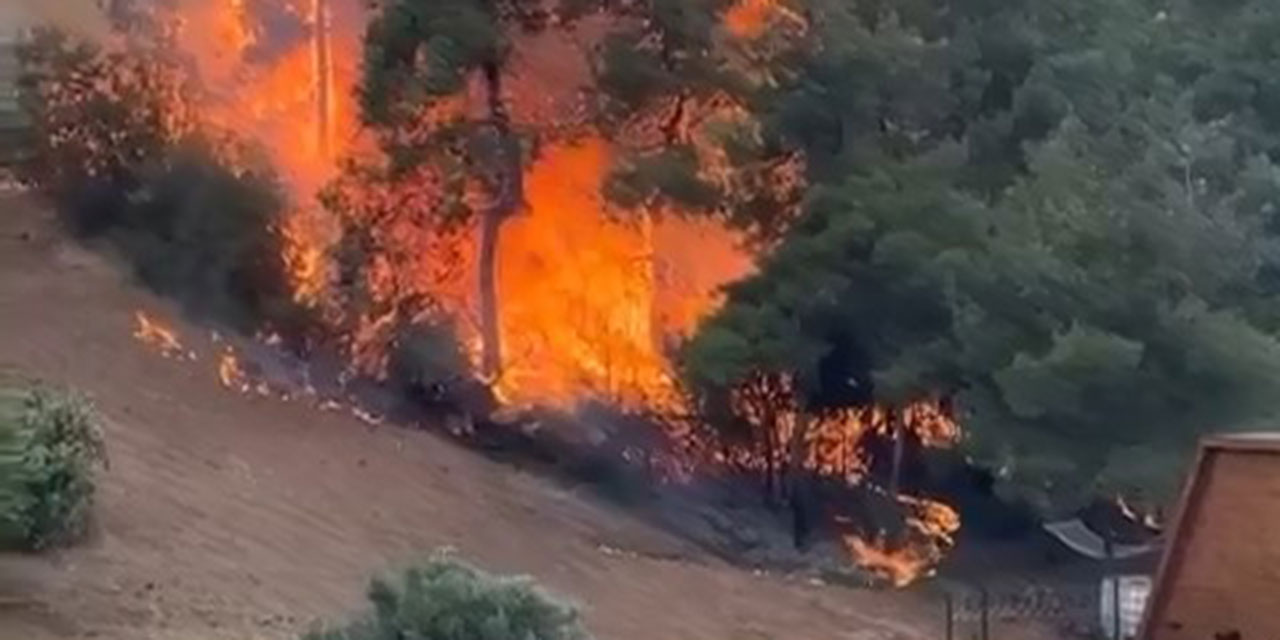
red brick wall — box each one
[1148,449,1280,639]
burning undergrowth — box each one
[23,0,966,588]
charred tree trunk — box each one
[477,60,523,382]
[787,409,814,550]
[763,403,779,505]
[478,203,504,381]
[889,406,904,497]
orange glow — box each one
[724,0,780,39]
[166,0,359,194]
[280,207,332,306]
[839,496,961,587]
[491,138,751,410]
[133,311,195,361]
[217,348,249,391]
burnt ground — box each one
[0,189,1066,640]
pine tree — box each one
[682,0,1280,516]
[356,0,558,381]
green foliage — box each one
[682,0,1280,515]
[591,0,800,236]
[0,385,107,551]
[592,0,734,119]
[359,0,505,130]
[356,0,562,179]
[303,553,592,640]
[603,145,722,210]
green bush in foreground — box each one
[305,553,592,640]
[0,385,107,550]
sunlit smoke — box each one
[6,0,112,41]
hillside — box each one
[0,190,952,639]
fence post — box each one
[1107,540,1121,639]
[944,592,953,640]
[980,585,990,640]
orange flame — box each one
[840,496,961,587]
[116,0,753,416]
[724,0,780,39]
[491,138,751,410]
[133,311,195,360]
[217,348,249,391]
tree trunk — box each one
[478,206,503,381]
[790,474,812,551]
[477,60,523,382]
[787,409,813,550]
[889,407,904,497]
[763,403,778,505]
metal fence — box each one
[935,577,1149,640]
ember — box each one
[133,311,195,360]
[217,348,249,392]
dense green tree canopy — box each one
[682,0,1280,515]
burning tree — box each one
[351,0,564,383]
[334,0,772,405]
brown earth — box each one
[0,190,1052,640]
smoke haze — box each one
[5,0,111,40]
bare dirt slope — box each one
[0,190,947,639]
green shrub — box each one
[304,553,592,640]
[0,385,107,550]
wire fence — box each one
[934,579,1132,640]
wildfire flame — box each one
[98,0,956,587]
[217,347,249,391]
[133,311,195,360]
[839,496,962,588]
[492,138,752,410]
[724,0,780,39]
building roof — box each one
[1201,431,1280,453]
[1043,519,1160,560]
[1139,432,1280,638]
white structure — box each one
[1043,519,1160,560]
[1043,518,1158,638]
[1101,575,1152,639]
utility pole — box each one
[313,0,333,160]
